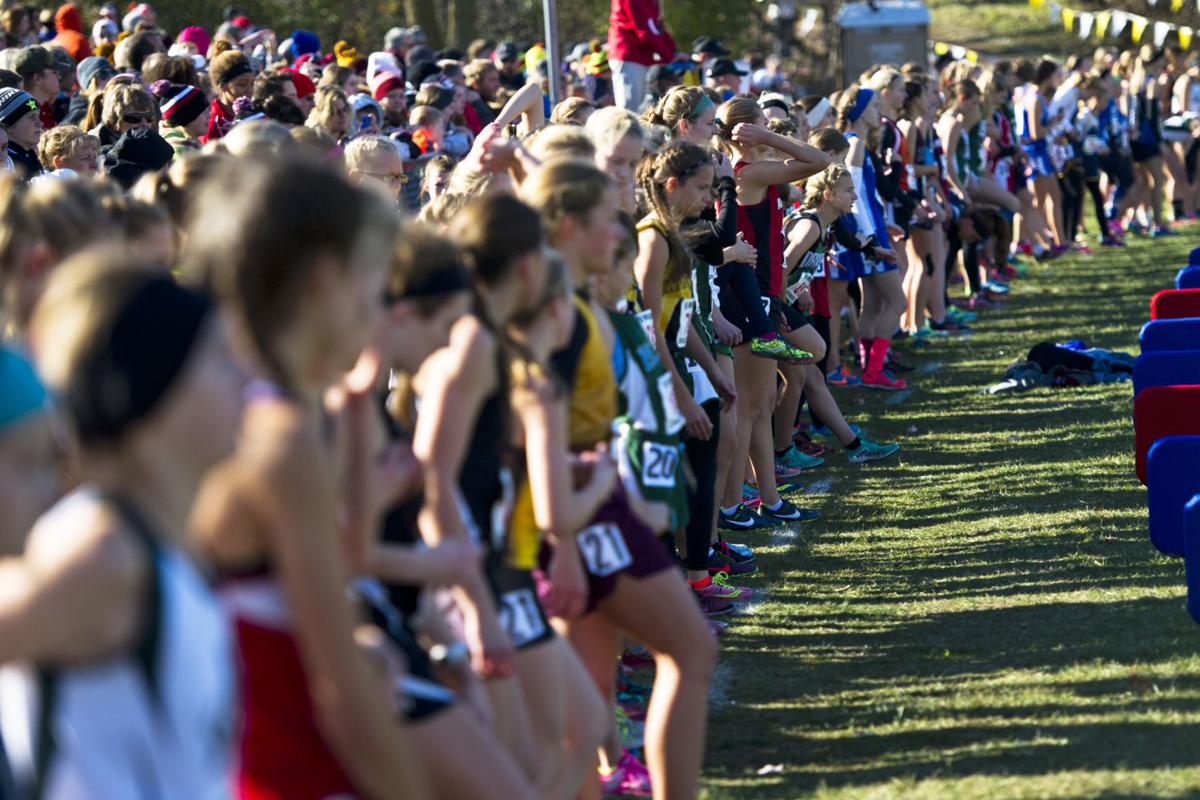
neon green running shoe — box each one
[750,335,813,363]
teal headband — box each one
[689,93,715,119]
[0,346,47,432]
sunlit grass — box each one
[700,229,1200,798]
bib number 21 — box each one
[577,523,633,577]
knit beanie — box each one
[152,81,207,127]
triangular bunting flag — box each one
[1181,26,1194,49]
[1048,2,1063,25]
[1172,0,1185,12]
[1078,11,1094,39]
[799,8,819,35]
[1030,0,1045,8]
[1131,15,1149,43]
[1096,10,1111,37]
[965,49,979,63]
[1148,0,1159,6]
[1110,10,1128,37]
[950,45,967,59]
[933,41,950,55]
[1062,6,1076,31]
[1153,20,1172,47]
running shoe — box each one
[709,572,753,600]
[945,306,977,324]
[1015,239,1035,257]
[826,364,861,386]
[717,537,755,560]
[1073,242,1093,255]
[693,575,747,601]
[927,319,971,335]
[1107,219,1125,239]
[984,279,1009,295]
[1152,225,1177,238]
[750,335,813,362]
[793,429,834,457]
[758,498,820,522]
[691,582,735,615]
[861,371,908,391]
[708,544,757,576]
[776,445,824,472]
[707,618,729,636]
[1101,235,1126,247]
[847,438,901,463]
[600,749,653,797]
[719,503,765,531]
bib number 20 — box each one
[641,441,678,489]
[577,523,633,577]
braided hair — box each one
[636,139,712,287]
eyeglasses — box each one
[123,113,153,124]
[363,170,408,186]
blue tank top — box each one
[845,132,889,240]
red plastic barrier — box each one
[1135,385,1200,484]
[1151,289,1200,320]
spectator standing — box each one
[608,0,676,110]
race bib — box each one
[675,299,695,350]
[497,587,547,648]
[576,523,633,577]
[641,440,678,489]
[685,357,717,406]
[657,372,685,434]
[635,309,656,344]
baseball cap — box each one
[692,36,730,57]
[647,64,673,84]
[496,41,519,63]
[12,46,53,81]
[705,58,747,80]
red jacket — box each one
[51,4,91,64]
[607,0,676,67]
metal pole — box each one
[543,0,561,107]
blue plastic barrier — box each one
[1185,494,1200,623]
[1177,266,1200,289]
[1147,436,1200,556]
[1134,350,1200,396]
[1140,319,1200,352]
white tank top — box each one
[5,489,234,800]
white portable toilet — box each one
[835,0,931,87]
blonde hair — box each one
[344,135,400,173]
[802,164,850,209]
[642,85,709,134]
[37,125,99,170]
[550,96,595,126]
[868,68,903,93]
[418,191,471,228]
[584,106,643,153]
[520,157,613,234]
[409,104,443,128]
[305,85,348,134]
[525,124,596,162]
[101,84,158,130]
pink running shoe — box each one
[601,749,653,797]
[861,371,908,391]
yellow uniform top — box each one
[555,294,618,451]
[636,216,693,336]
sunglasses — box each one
[123,113,153,124]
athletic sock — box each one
[688,576,712,589]
[764,500,782,512]
[866,337,891,378]
[858,337,874,370]
[845,436,862,451]
[721,504,740,515]
[758,331,778,341]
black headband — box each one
[387,261,471,303]
[215,59,253,86]
[65,275,213,445]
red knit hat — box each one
[371,72,404,101]
[283,67,316,99]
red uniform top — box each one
[607,0,676,66]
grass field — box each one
[699,230,1200,799]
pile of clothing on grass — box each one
[986,340,1135,393]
